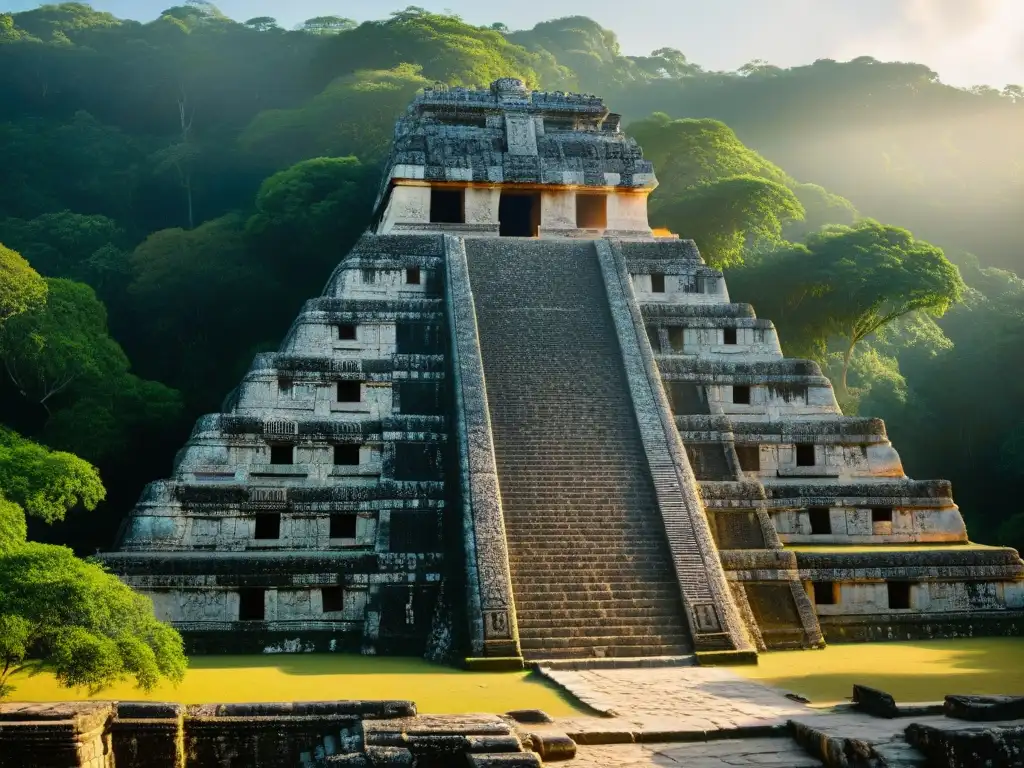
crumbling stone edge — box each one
[443,234,522,660]
[595,238,753,654]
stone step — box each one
[510,568,676,581]
[518,635,692,651]
[517,617,683,633]
[515,602,683,620]
[522,644,692,660]
[464,238,693,658]
[508,549,669,561]
[510,577,681,590]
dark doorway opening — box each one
[499,192,540,237]
[575,193,607,228]
[238,588,266,621]
[430,188,464,223]
[813,581,837,605]
[888,581,912,609]
[809,507,832,534]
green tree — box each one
[655,175,804,268]
[0,496,27,553]
[298,15,356,35]
[246,155,374,276]
[0,279,130,414]
[0,211,127,286]
[0,278,181,460]
[0,426,184,699]
[629,114,792,192]
[240,65,431,167]
[125,214,275,408]
[732,220,964,392]
[244,17,280,32]
[310,9,547,89]
[0,543,187,698]
[0,243,47,324]
[0,427,104,523]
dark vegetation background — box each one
[1,2,1022,554]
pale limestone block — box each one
[845,509,872,536]
[540,189,576,230]
[607,192,650,232]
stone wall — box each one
[101,235,458,657]
[629,233,1024,643]
[0,700,539,768]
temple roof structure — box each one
[373,78,656,218]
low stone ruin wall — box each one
[0,700,539,767]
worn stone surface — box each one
[905,721,1024,768]
[463,238,695,660]
[535,666,810,736]
[852,685,899,719]
[944,694,1024,722]
[570,738,824,767]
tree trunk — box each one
[841,339,856,393]
[185,174,194,230]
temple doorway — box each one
[499,192,540,237]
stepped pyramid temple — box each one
[102,78,1024,662]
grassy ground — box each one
[738,637,1024,705]
[6,655,585,715]
[10,639,1022,712]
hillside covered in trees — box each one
[1,1,1022,570]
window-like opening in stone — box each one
[396,323,442,354]
[645,324,661,352]
[650,273,666,293]
[405,267,421,285]
[334,444,360,466]
[429,188,464,223]
[575,193,607,229]
[269,444,294,465]
[888,581,911,610]
[330,513,357,539]
[498,192,540,237]
[394,443,440,481]
[361,268,375,284]
[667,327,684,352]
[735,445,760,472]
[253,513,280,539]
[723,327,738,345]
[398,381,444,415]
[278,378,293,396]
[337,323,357,341]
[813,581,837,606]
[337,381,361,402]
[733,385,751,405]
[321,586,345,613]
[238,588,265,621]
[389,511,440,553]
[871,507,893,524]
[796,443,816,466]
[669,382,708,415]
[809,507,832,535]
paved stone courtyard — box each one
[570,738,824,767]
[537,665,810,735]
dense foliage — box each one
[0,3,1021,586]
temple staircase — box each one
[464,239,693,659]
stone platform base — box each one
[0,701,540,768]
[820,610,1024,643]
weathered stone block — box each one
[851,685,899,719]
[944,695,1024,722]
[906,722,1024,768]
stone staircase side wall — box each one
[443,234,521,659]
[596,239,753,653]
